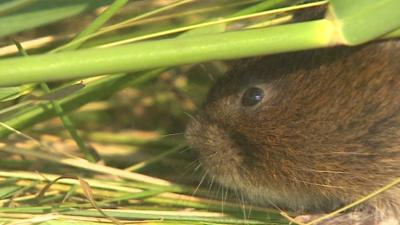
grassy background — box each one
[0,0,304,224]
[0,0,399,224]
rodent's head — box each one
[184,45,395,211]
[185,53,338,210]
[186,60,276,185]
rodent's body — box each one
[186,40,400,224]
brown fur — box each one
[185,40,400,224]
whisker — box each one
[248,204,253,222]
[214,183,222,206]
[313,152,379,156]
[299,168,350,174]
[182,159,200,176]
[288,177,345,189]
[207,175,215,196]
[238,190,248,224]
[193,162,203,173]
[178,146,191,154]
[221,186,229,214]
[265,198,285,219]
[160,132,184,138]
[192,170,208,196]
[183,111,198,123]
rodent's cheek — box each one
[185,117,246,186]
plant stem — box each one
[328,0,400,45]
[0,19,334,86]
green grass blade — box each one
[328,0,400,45]
[231,0,285,17]
[57,0,129,52]
[0,85,34,102]
[0,70,162,137]
[0,0,37,16]
[0,0,111,37]
[53,0,195,52]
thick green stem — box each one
[0,19,334,87]
[328,0,400,45]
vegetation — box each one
[0,0,399,224]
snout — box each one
[185,116,245,187]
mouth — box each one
[185,117,289,209]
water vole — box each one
[185,40,400,225]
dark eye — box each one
[241,87,264,107]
